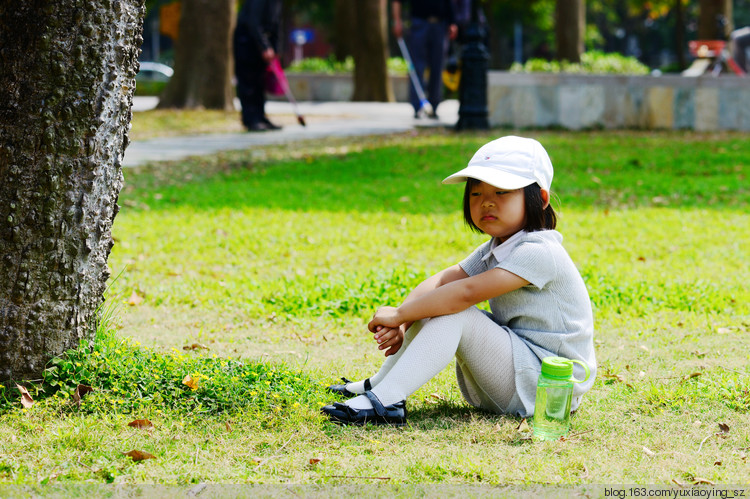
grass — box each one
[0,121,748,488]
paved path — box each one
[124,98,459,167]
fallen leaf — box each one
[182,343,209,351]
[718,423,730,434]
[128,419,154,429]
[309,457,322,465]
[739,451,746,462]
[642,446,655,456]
[127,291,144,306]
[225,421,232,433]
[252,457,263,465]
[182,375,200,390]
[492,423,503,433]
[15,384,34,409]
[72,384,94,407]
[693,477,715,485]
[716,327,731,334]
[429,393,444,401]
[123,449,156,462]
[672,478,686,487]
[693,420,702,428]
[637,256,646,262]
[516,418,531,432]
[714,460,722,466]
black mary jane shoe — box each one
[321,390,407,427]
[326,377,370,398]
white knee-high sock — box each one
[343,322,422,395]
[346,312,467,409]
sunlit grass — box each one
[1,128,748,486]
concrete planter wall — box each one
[489,72,750,131]
[280,73,410,103]
[281,71,750,131]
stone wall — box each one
[490,72,750,131]
[283,71,750,131]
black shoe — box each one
[327,377,371,398]
[262,117,282,130]
[246,121,270,132]
[321,390,407,426]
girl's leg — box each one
[342,320,424,394]
[346,307,515,410]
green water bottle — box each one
[532,356,591,441]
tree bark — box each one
[333,0,356,62]
[697,0,733,40]
[157,0,235,110]
[555,0,586,63]
[351,0,394,102]
[0,1,145,382]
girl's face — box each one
[469,181,526,242]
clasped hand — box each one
[368,306,405,357]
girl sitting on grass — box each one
[322,136,596,426]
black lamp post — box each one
[455,0,489,130]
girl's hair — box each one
[462,178,557,234]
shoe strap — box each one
[363,390,386,417]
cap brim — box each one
[442,165,536,190]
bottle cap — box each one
[541,356,591,383]
[541,356,573,379]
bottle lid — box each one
[541,356,573,379]
[540,356,591,383]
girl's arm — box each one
[371,264,469,356]
[369,267,528,334]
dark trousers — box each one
[407,18,448,114]
[234,36,267,128]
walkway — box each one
[124,98,460,167]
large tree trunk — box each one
[0,1,145,382]
[698,0,733,39]
[351,0,393,102]
[334,0,356,62]
[555,0,586,63]
[157,0,235,110]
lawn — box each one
[0,125,748,490]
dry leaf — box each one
[123,449,156,462]
[516,418,531,432]
[15,384,34,408]
[127,291,144,306]
[225,421,232,433]
[672,478,686,487]
[252,457,263,465]
[309,457,322,465]
[642,446,655,456]
[429,393,444,401]
[492,423,503,433]
[716,327,731,334]
[182,375,200,390]
[714,461,722,466]
[182,343,209,351]
[73,384,94,407]
[693,477,715,485]
[718,423,730,434]
[128,419,154,429]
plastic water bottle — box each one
[532,356,590,441]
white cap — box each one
[442,136,553,191]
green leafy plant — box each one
[510,51,650,75]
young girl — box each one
[322,136,596,426]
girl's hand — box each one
[373,325,404,357]
[368,306,403,332]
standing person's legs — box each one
[425,21,447,115]
[408,19,429,115]
[344,307,516,410]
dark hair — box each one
[462,178,557,234]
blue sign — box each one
[291,29,314,45]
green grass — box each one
[1,127,748,487]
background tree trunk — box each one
[333,0,356,62]
[0,1,145,382]
[157,0,235,110]
[555,0,586,62]
[351,0,394,102]
[697,0,733,39]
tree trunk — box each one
[555,0,586,63]
[351,0,394,102]
[674,0,687,70]
[697,0,733,40]
[0,1,144,383]
[157,0,235,110]
[333,0,356,62]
